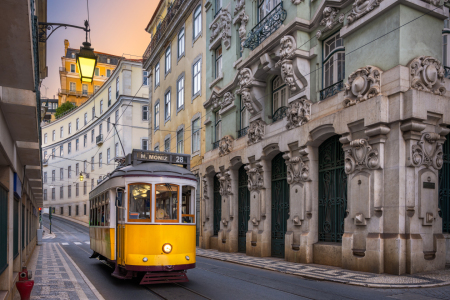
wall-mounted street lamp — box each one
[38,20,97,83]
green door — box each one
[213,175,221,236]
[238,165,250,253]
[439,134,450,234]
[271,153,289,258]
[318,135,347,243]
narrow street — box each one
[39,216,450,300]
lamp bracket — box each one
[38,21,90,43]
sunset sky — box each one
[41,0,159,99]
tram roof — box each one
[108,161,198,181]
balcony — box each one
[242,2,287,51]
[96,134,104,145]
[272,106,288,122]
[42,159,48,166]
[213,140,220,150]
[237,126,249,138]
[319,80,344,101]
[59,89,93,98]
[143,0,186,64]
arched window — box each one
[193,5,202,39]
[323,33,345,89]
[272,76,287,122]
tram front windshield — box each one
[129,184,151,220]
[155,184,179,221]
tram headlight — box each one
[162,243,172,254]
[185,256,190,261]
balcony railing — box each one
[59,89,93,98]
[96,134,104,145]
[319,80,344,101]
[237,126,249,138]
[242,2,287,50]
[445,66,450,79]
[272,106,288,122]
[213,140,220,150]
[143,0,186,63]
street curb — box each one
[196,252,450,289]
[44,213,89,228]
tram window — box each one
[128,184,152,221]
[105,202,110,226]
[182,186,195,223]
[155,184,179,222]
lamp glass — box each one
[76,42,97,83]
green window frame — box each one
[0,186,8,274]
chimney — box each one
[64,39,70,56]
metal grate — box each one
[320,80,344,101]
[439,133,450,233]
[238,165,250,253]
[237,126,249,138]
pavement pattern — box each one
[196,249,450,288]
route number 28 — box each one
[175,156,184,163]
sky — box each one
[41,0,159,99]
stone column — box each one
[217,167,238,252]
[200,175,214,249]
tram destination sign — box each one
[131,149,190,169]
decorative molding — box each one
[291,0,304,4]
[247,119,265,145]
[409,132,443,170]
[275,36,298,92]
[235,11,249,49]
[283,154,310,184]
[344,139,380,174]
[286,97,311,130]
[409,56,446,96]
[209,8,232,49]
[202,176,209,201]
[316,7,345,39]
[222,92,234,108]
[234,0,245,14]
[236,68,259,114]
[217,169,232,196]
[421,0,446,6]
[219,135,234,157]
[244,163,264,191]
[211,94,221,110]
[343,65,381,107]
[347,0,383,25]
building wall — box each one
[41,60,149,223]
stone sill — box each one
[209,74,223,89]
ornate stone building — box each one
[198,0,450,274]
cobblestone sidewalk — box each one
[31,243,103,300]
[196,248,450,288]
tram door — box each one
[271,153,289,258]
[238,165,250,253]
[318,135,347,243]
[116,189,126,265]
[213,175,221,236]
[439,134,450,234]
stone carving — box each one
[217,170,232,196]
[202,176,209,201]
[275,35,306,93]
[245,163,264,191]
[211,94,220,110]
[234,0,245,14]
[222,92,235,108]
[247,119,265,145]
[291,0,304,4]
[410,132,443,170]
[236,68,256,114]
[343,66,381,107]
[344,139,380,174]
[286,97,311,130]
[219,135,234,157]
[410,56,446,95]
[347,0,383,25]
[421,0,447,6]
[237,11,249,48]
[316,7,345,39]
[210,8,232,49]
[283,154,309,184]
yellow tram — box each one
[88,150,197,284]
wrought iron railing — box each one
[59,89,92,97]
[237,126,249,138]
[242,2,287,50]
[272,106,288,122]
[213,140,220,150]
[96,134,104,145]
[143,0,186,63]
[445,66,450,79]
[319,80,344,101]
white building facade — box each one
[41,59,149,223]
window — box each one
[107,69,111,77]
[164,138,170,152]
[323,33,345,89]
[76,139,79,151]
[182,185,195,223]
[215,46,222,78]
[177,129,184,153]
[68,123,72,134]
[52,130,56,141]
[99,153,103,168]
[92,106,95,119]
[94,85,100,93]
[70,64,75,73]
[215,111,222,142]
[99,124,103,136]
[82,84,88,96]
[84,134,87,147]
[155,184,179,222]
[76,163,79,176]
[193,60,201,95]
[52,148,55,158]
[91,157,95,171]
[155,102,160,129]
[60,145,64,157]
[128,184,152,222]
[142,139,148,150]
[68,166,71,179]
[71,53,75,59]
[70,82,76,91]
[95,68,99,76]
[52,170,55,182]
[60,127,64,138]
[155,63,160,86]
[84,182,87,195]
[116,77,119,99]
[68,142,71,155]
[165,91,171,120]
[115,110,119,124]
[43,190,47,201]
[91,129,95,143]
[84,204,87,215]
[44,150,47,160]
[143,71,149,85]
[215,0,222,15]
[194,6,202,39]
[91,179,94,191]
[240,95,249,131]
[60,168,63,180]
[60,186,63,198]
[76,183,79,197]
[108,86,112,106]
[107,117,111,131]
[192,118,200,154]
[178,28,185,57]
[107,148,111,164]
[258,0,281,21]
[142,106,149,121]
[115,143,119,157]
[76,118,79,130]
[44,133,47,144]
[60,207,64,215]
[100,100,103,114]
[68,185,71,198]
[84,113,88,125]
[44,172,47,183]
[272,76,287,115]
[177,77,184,109]
[52,188,55,200]
[165,47,171,73]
